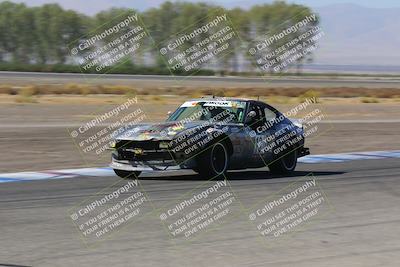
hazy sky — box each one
[4,0,400,15]
[3,0,399,66]
[227,0,400,8]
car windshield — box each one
[167,100,247,123]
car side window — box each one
[264,106,277,121]
[248,103,265,129]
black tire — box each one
[269,149,297,175]
[195,142,229,179]
[113,169,141,179]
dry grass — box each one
[298,90,321,103]
[2,93,400,106]
[0,84,18,95]
[150,95,165,103]
[14,86,38,103]
[265,96,293,104]
[361,97,380,103]
[0,83,400,100]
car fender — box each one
[196,128,233,156]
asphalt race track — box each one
[1,71,400,88]
[0,158,399,267]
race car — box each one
[110,97,309,179]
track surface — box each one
[0,159,399,267]
[1,71,400,88]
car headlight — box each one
[159,142,169,149]
[109,140,117,149]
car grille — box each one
[116,140,162,150]
[116,140,174,161]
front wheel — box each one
[113,169,141,179]
[195,142,229,179]
[269,149,297,175]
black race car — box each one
[110,97,309,179]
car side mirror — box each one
[245,110,257,125]
[167,111,172,117]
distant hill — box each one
[125,1,400,69]
[223,2,400,68]
[313,3,400,67]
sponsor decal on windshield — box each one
[181,101,245,108]
[180,101,199,107]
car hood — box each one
[114,121,207,141]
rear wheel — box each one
[195,142,229,179]
[113,169,141,179]
[269,149,297,174]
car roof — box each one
[188,97,259,103]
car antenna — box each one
[257,96,260,101]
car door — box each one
[257,104,283,161]
[260,104,303,162]
[244,102,273,167]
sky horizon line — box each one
[3,0,400,15]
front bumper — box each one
[110,159,185,171]
[110,138,199,171]
[110,153,195,171]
